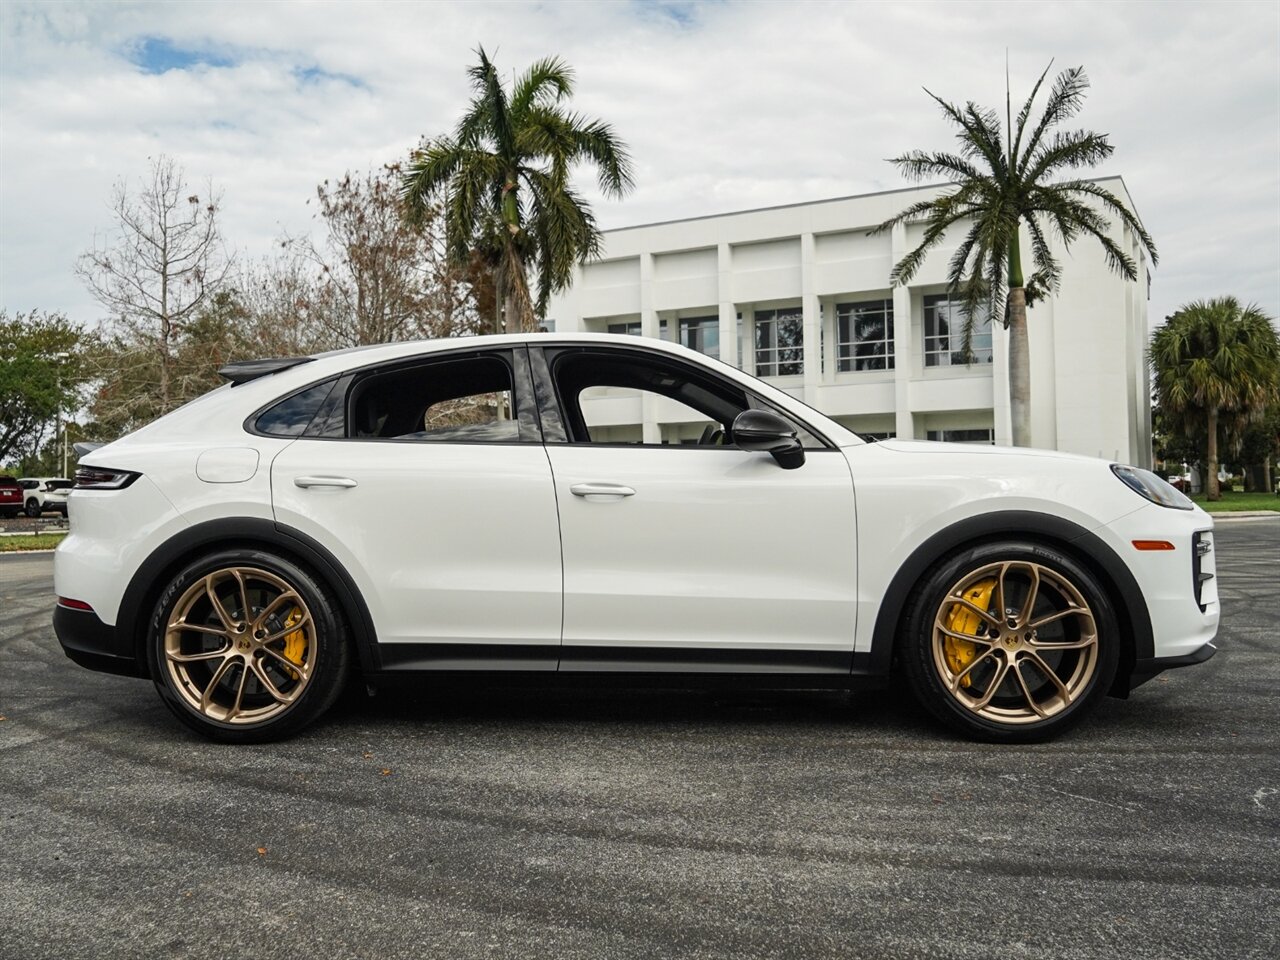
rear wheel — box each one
[147,549,351,743]
[900,541,1118,743]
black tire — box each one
[0,509,16,519]
[899,540,1119,744]
[147,548,352,743]
[25,498,41,517]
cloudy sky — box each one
[1,0,1277,332]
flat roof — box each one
[601,175,1139,234]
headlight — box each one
[1110,464,1194,510]
[74,466,141,490]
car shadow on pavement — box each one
[322,678,939,737]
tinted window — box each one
[347,354,526,443]
[550,349,828,449]
[255,380,337,437]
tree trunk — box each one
[1266,455,1274,497]
[1206,406,1220,501]
[503,288,520,335]
[493,259,505,336]
[1007,285,1031,447]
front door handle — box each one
[570,482,636,499]
[294,476,358,489]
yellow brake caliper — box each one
[944,579,996,688]
[281,607,306,680]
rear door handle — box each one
[570,482,636,499]
[294,476,358,489]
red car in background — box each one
[0,476,22,518]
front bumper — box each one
[1128,640,1218,691]
[53,604,145,678]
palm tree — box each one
[401,47,634,334]
[1150,297,1279,501]
[875,64,1157,447]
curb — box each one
[1210,511,1280,521]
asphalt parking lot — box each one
[1,520,1277,960]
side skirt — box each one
[369,644,882,690]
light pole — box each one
[52,351,71,477]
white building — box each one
[546,177,1153,466]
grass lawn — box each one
[0,533,67,552]
[1190,491,1280,513]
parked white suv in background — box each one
[53,334,1219,744]
[20,477,73,517]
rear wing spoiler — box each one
[217,357,314,386]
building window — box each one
[754,307,804,376]
[679,316,719,359]
[836,299,894,372]
[926,428,994,445]
[923,294,992,367]
[608,320,641,337]
[607,319,669,338]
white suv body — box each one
[19,477,73,516]
[53,334,1218,742]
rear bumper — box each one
[53,604,145,678]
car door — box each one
[532,344,858,673]
[269,346,562,669]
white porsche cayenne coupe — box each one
[54,334,1219,743]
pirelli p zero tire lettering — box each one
[147,548,351,743]
[900,540,1120,743]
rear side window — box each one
[254,380,337,438]
[347,354,527,443]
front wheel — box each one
[899,541,1119,743]
[25,498,41,517]
[147,549,351,743]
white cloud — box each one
[1,0,1277,332]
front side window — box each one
[347,353,525,443]
[924,295,992,367]
[548,349,826,449]
[836,299,894,372]
[679,316,719,360]
[754,307,804,376]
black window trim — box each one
[529,342,837,451]
[243,345,544,446]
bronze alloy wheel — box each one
[164,566,318,725]
[930,560,1099,725]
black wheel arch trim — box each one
[867,510,1154,695]
[116,517,381,676]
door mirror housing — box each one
[732,409,805,469]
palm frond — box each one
[1056,179,1159,266]
[465,46,514,158]
[888,150,983,184]
[1008,62,1054,167]
[1023,130,1115,182]
[1017,66,1089,168]
[509,55,573,122]
[923,90,1007,176]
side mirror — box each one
[732,409,805,470]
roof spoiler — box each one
[73,442,104,458]
[217,357,315,386]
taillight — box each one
[57,597,95,611]
[74,467,140,490]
